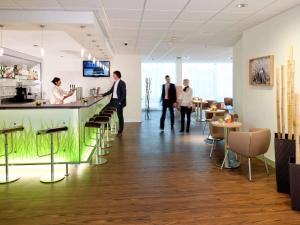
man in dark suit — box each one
[160,75,177,130]
[102,70,126,136]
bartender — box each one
[51,77,74,104]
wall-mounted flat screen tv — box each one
[83,60,110,77]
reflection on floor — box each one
[0,112,298,225]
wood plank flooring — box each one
[0,113,299,225]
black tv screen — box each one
[83,60,110,77]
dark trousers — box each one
[180,106,192,132]
[108,99,124,134]
[160,100,175,129]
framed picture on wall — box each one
[249,55,274,86]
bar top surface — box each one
[0,96,106,109]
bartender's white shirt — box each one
[51,86,68,104]
[180,87,193,107]
[113,79,120,98]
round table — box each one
[203,109,225,116]
[192,99,207,122]
[211,121,242,169]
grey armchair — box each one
[228,128,271,181]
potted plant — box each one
[274,47,296,194]
[289,90,300,211]
[289,156,300,210]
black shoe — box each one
[179,129,184,133]
[186,130,190,133]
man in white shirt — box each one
[102,71,127,136]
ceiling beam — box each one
[134,0,147,52]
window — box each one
[141,63,176,110]
[182,63,232,102]
[141,62,232,110]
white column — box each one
[176,57,182,86]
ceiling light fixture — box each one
[40,25,45,57]
[80,25,85,58]
[236,3,248,8]
[0,25,4,56]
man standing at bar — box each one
[160,75,177,130]
[102,70,126,137]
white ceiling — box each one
[0,0,300,62]
[2,30,82,60]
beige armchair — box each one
[228,128,271,181]
[208,116,224,158]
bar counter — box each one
[0,96,107,109]
[0,96,111,165]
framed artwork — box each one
[249,55,274,86]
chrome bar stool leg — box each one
[106,121,115,141]
[83,124,108,165]
[40,133,65,183]
[96,126,108,163]
[0,133,20,184]
[98,124,110,156]
[86,116,110,163]
[65,163,69,176]
[36,126,68,183]
[0,126,24,184]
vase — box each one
[274,133,295,193]
[289,157,300,211]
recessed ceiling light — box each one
[33,44,39,47]
[236,3,248,8]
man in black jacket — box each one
[102,70,126,136]
[160,75,177,130]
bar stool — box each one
[100,111,115,143]
[36,126,68,183]
[96,113,113,149]
[105,107,118,134]
[89,113,112,151]
[0,125,24,184]
[85,116,110,164]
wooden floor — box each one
[0,113,299,225]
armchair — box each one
[228,128,271,181]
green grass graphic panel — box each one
[0,97,110,164]
[79,96,110,161]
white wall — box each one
[233,5,300,161]
[111,54,142,122]
[42,54,141,122]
